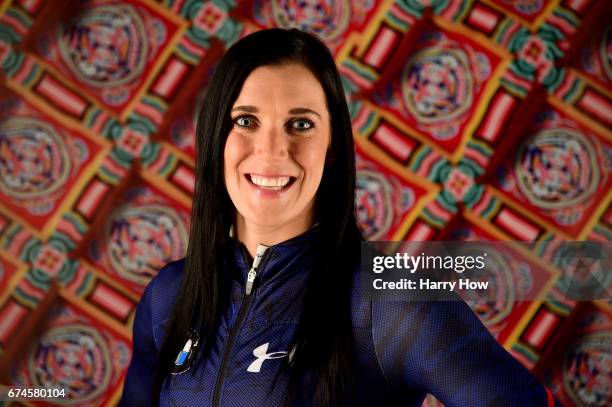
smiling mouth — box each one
[245,174,297,191]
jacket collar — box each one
[228,223,321,288]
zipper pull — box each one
[245,244,269,295]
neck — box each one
[235,212,315,258]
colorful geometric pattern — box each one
[9,292,131,405]
[541,302,611,407]
[0,0,609,405]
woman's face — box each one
[224,63,331,230]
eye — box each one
[234,115,257,129]
[289,118,314,132]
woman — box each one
[120,28,560,406]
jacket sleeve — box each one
[371,297,563,406]
[119,278,158,406]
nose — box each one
[253,123,289,161]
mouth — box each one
[245,174,297,191]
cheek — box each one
[223,132,251,202]
[223,132,249,178]
[298,141,328,185]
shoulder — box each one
[146,257,185,302]
[141,257,185,347]
[350,257,371,328]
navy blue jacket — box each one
[120,226,560,406]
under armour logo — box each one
[247,342,288,373]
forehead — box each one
[234,64,327,110]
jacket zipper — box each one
[212,244,271,407]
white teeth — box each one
[249,175,291,189]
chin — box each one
[246,208,305,229]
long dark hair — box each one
[152,28,363,406]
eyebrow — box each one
[232,105,321,118]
